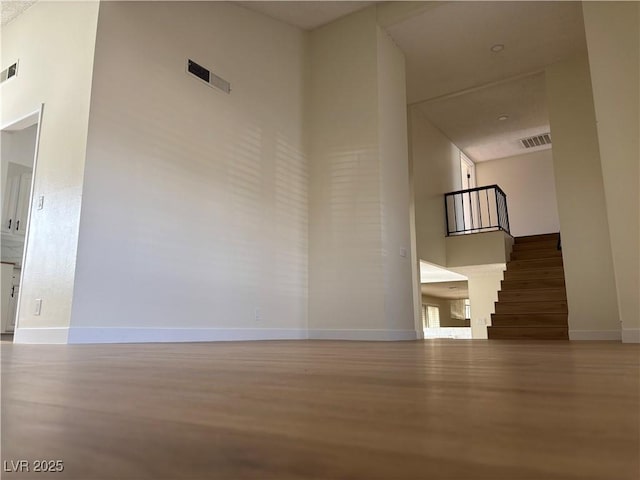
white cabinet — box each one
[1,263,18,333]
[2,163,32,237]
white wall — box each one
[545,53,621,340]
[466,267,505,339]
[583,2,640,343]
[70,2,309,341]
[409,108,462,266]
[2,1,99,341]
[308,7,415,340]
[446,230,513,268]
[476,150,560,237]
[377,27,415,337]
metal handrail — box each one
[444,184,510,236]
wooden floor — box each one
[1,340,639,479]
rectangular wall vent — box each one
[1,61,18,84]
[520,133,551,149]
[187,59,230,94]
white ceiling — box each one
[236,1,376,30]
[420,261,467,283]
[386,1,587,104]
[1,0,37,26]
[386,1,586,163]
[417,72,551,162]
[421,281,468,300]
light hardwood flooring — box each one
[1,340,639,479]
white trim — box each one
[67,327,308,344]
[13,104,44,332]
[308,329,417,341]
[14,327,69,344]
[569,329,622,341]
[622,329,640,344]
[423,327,472,339]
[1,107,39,131]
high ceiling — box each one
[236,1,376,30]
[386,1,587,163]
[7,1,587,164]
[1,0,37,26]
[417,72,551,162]
[386,1,586,104]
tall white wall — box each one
[545,53,621,340]
[409,108,462,266]
[2,1,99,342]
[583,2,640,343]
[377,28,415,337]
[476,150,560,237]
[308,7,415,340]
[70,2,309,342]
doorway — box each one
[460,152,480,233]
[420,261,472,339]
[1,110,41,340]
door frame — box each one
[2,104,45,334]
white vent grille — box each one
[0,61,18,84]
[520,133,551,149]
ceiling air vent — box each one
[520,133,552,149]
[1,61,18,84]
[187,59,230,94]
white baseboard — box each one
[308,329,417,341]
[569,329,622,341]
[423,327,472,339]
[66,327,309,344]
[622,329,640,344]
[14,327,69,344]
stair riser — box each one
[510,250,562,261]
[508,258,564,269]
[501,278,566,290]
[512,241,559,251]
[514,234,560,244]
[488,326,568,340]
[491,314,568,327]
[495,302,568,314]
[498,290,566,303]
[504,269,565,281]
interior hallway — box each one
[1,340,638,479]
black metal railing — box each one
[444,184,510,236]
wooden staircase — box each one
[488,233,569,340]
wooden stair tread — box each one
[510,249,562,260]
[495,301,568,314]
[498,288,566,303]
[514,233,560,243]
[511,241,559,251]
[508,258,564,269]
[501,278,566,290]
[490,233,567,340]
[504,268,565,280]
[488,325,568,340]
[491,313,567,327]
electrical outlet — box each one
[37,195,44,210]
[254,308,261,321]
[34,299,42,316]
